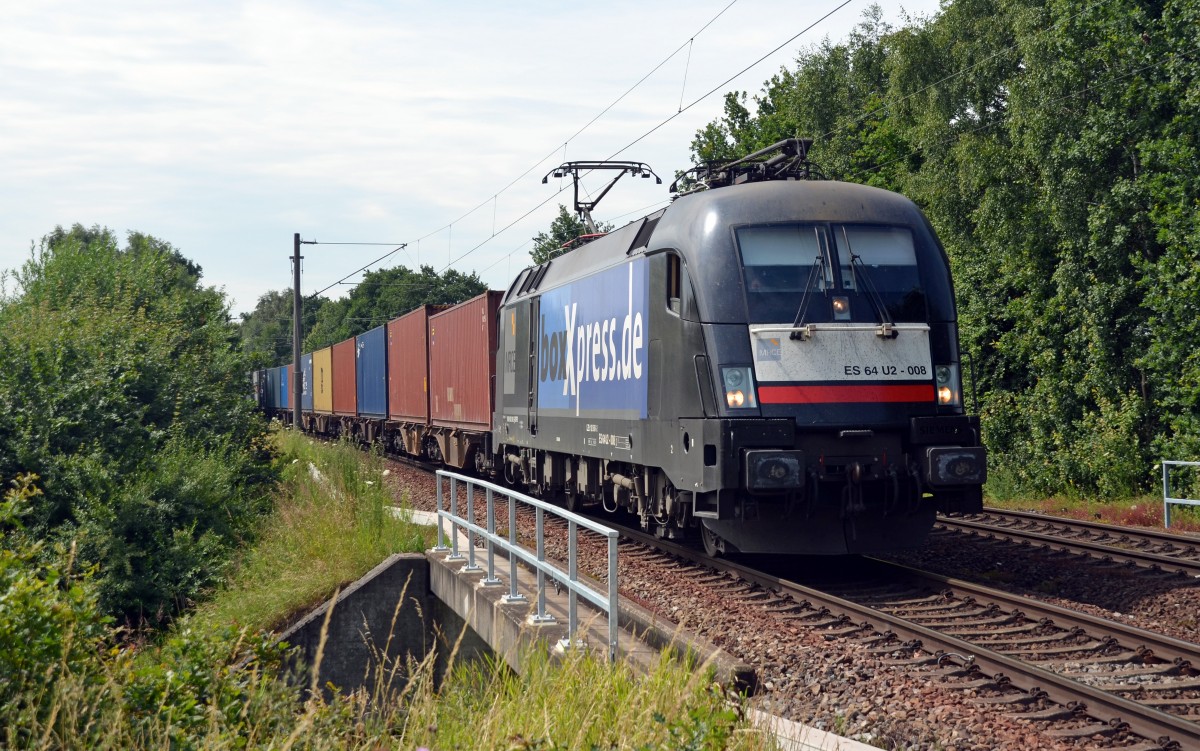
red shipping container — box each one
[387,305,442,423]
[428,291,502,430]
[332,337,357,416]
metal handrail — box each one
[433,470,621,661]
[1163,460,1200,529]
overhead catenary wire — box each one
[405,0,739,250]
[604,0,854,161]
[308,243,407,299]
[311,0,744,294]
[435,0,856,274]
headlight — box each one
[744,450,805,490]
[925,447,987,485]
[721,366,758,409]
[935,363,960,406]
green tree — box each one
[0,224,275,624]
[302,264,487,352]
[530,204,614,265]
[238,290,328,365]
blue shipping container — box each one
[302,353,314,412]
[356,325,388,418]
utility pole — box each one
[292,233,303,430]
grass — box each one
[191,429,433,633]
[3,429,777,749]
[983,463,1200,534]
[401,648,775,750]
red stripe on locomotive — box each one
[758,383,935,404]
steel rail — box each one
[869,558,1200,670]
[937,516,1200,576]
[962,509,1200,549]
[611,523,1200,749]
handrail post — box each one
[433,473,449,552]
[446,476,465,562]
[568,520,578,640]
[531,507,555,624]
[501,490,526,604]
[1164,462,1172,529]
[608,533,619,663]
[463,483,481,572]
[1163,460,1200,530]
[482,486,501,585]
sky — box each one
[1,0,944,316]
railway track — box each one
[607,522,1200,750]
[936,510,1200,576]
[379,452,1200,746]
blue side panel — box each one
[537,257,650,419]
[302,354,314,412]
[356,325,388,418]
[279,366,290,409]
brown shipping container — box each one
[313,346,333,414]
[387,306,439,423]
[428,291,502,430]
[331,337,357,416]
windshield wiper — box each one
[789,228,829,339]
[841,226,895,336]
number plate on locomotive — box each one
[749,324,932,382]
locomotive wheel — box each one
[701,525,724,558]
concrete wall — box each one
[278,553,492,699]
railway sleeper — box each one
[1007,705,1080,722]
[794,616,849,629]
[1060,664,1183,679]
[946,676,1007,691]
[881,655,943,668]
[885,603,980,616]
[1108,744,1181,751]
[762,603,810,616]
[1045,722,1122,739]
[850,634,895,648]
[928,664,981,679]
[1003,639,1113,657]
[1039,650,1144,667]
[976,631,1092,648]
[820,624,872,637]
[919,614,1017,628]
[973,691,1044,706]
[1096,675,1200,692]
[945,622,1044,637]
[858,593,946,607]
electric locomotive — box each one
[492,139,985,555]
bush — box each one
[0,225,276,625]
[0,476,112,746]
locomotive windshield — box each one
[736,223,927,323]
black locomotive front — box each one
[645,178,985,554]
[493,160,984,556]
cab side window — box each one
[667,252,682,315]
